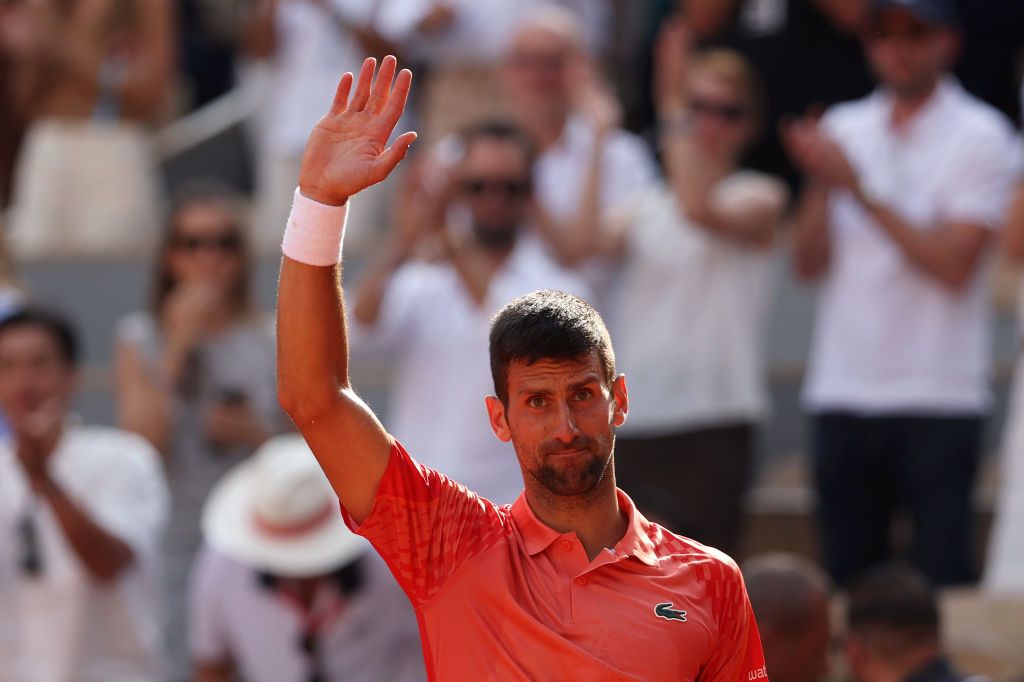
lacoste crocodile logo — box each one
[654,602,687,622]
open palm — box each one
[298,55,417,206]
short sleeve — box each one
[939,120,1019,227]
[188,544,231,663]
[341,441,509,607]
[89,432,169,558]
[697,559,769,681]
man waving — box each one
[277,56,767,681]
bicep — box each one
[289,387,392,525]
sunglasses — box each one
[18,513,43,577]
[461,179,531,199]
[689,98,748,123]
[171,233,242,253]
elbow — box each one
[277,383,338,425]
[89,549,134,585]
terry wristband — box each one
[281,188,349,266]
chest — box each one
[433,546,716,681]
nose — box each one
[551,400,581,445]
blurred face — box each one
[686,71,756,159]
[0,326,75,434]
[486,352,628,498]
[455,139,532,250]
[503,27,579,118]
[165,201,244,293]
[762,594,832,682]
[865,10,956,99]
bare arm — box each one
[857,198,991,291]
[32,473,134,582]
[118,0,174,121]
[114,340,174,455]
[792,182,831,281]
[240,0,278,59]
[1001,182,1024,263]
[277,56,416,524]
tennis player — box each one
[277,55,768,681]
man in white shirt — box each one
[350,121,588,504]
[190,435,424,682]
[0,308,169,682]
[501,6,659,306]
[785,0,1019,586]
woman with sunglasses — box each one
[580,19,788,556]
[113,185,284,681]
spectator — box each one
[501,5,659,304]
[986,169,1024,594]
[5,0,172,258]
[845,564,963,682]
[745,553,833,682]
[585,21,787,553]
[0,308,168,682]
[377,0,610,146]
[785,0,1019,587]
[350,121,588,504]
[114,186,284,681]
[683,0,874,189]
[242,0,395,254]
[190,435,424,682]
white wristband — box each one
[281,188,349,266]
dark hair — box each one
[152,182,252,320]
[846,563,940,635]
[744,553,831,634]
[458,120,537,169]
[0,307,79,366]
[489,290,615,403]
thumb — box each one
[372,131,418,179]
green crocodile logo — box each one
[654,602,687,622]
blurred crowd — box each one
[2,0,1024,681]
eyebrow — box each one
[515,375,601,398]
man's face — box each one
[865,10,956,98]
[0,326,75,434]
[503,27,578,117]
[454,139,532,250]
[485,351,628,498]
[762,594,832,682]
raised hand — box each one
[653,15,692,119]
[298,55,417,206]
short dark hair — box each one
[0,307,79,366]
[744,553,831,633]
[489,290,615,403]
[846,563,939,636]
[458,120,536,169]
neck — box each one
[889,78,941,127]
[525,469,628,561]
[893,646,944,682]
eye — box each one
[574,389,592,401]
[527,396,547,409]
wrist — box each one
[282,188,350,266]
[297,184,349,208]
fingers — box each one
[366,54,397,115]
[329,72,354,114]
[381,68,413,131]
[373,131,418,181]
[349,57,377,112]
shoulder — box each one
[821,92,880,136]
[648,522,744,584]
[947,87,1018,147]
[70,424,163,475]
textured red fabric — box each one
[342,441,769,681]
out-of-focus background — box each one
[1,0,1024,680]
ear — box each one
[485,395,512,443]
[611,374,628,428]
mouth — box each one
[547,448,588,458]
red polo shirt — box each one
[342,441,768,681]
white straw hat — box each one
[201,434,368,577]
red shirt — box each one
[343,441,769,681]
